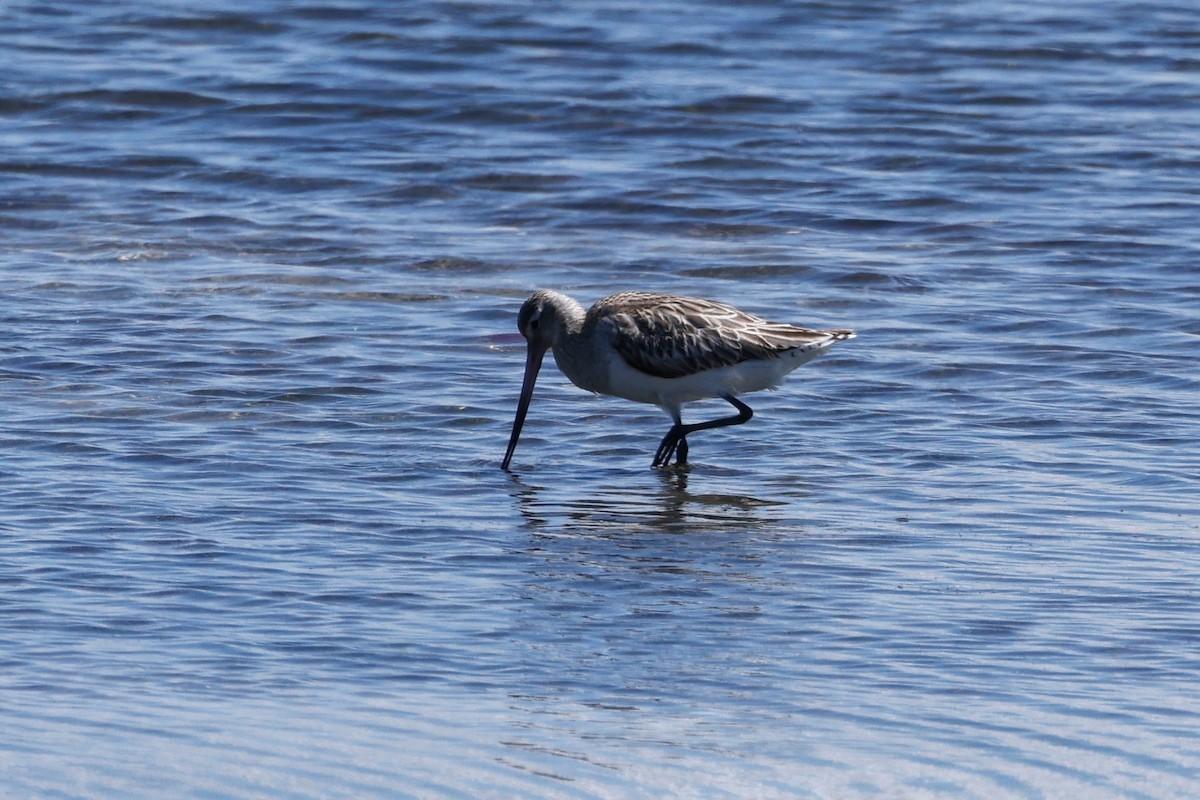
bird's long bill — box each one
[501,341,547,470]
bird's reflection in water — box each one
[505,465,788,538]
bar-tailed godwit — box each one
[501,289,855,469]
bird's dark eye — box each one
[530,318,540,330]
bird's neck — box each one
[550,299,606,394]
[549,292,587,336]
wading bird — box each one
[501,289,854,469]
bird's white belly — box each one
[604,347,823,410]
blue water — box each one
[3,1,1199,797]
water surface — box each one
[2,1,1199,797]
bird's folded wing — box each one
[595,293,842,380]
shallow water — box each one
[3,1,1199,797]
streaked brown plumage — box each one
[594,291,852,379]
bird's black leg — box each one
[652,409,686,468]
[651,395,753,468]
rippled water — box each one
[3,1,1199,797]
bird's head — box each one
[501,290,580,470]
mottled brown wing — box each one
[593,292,845,380]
